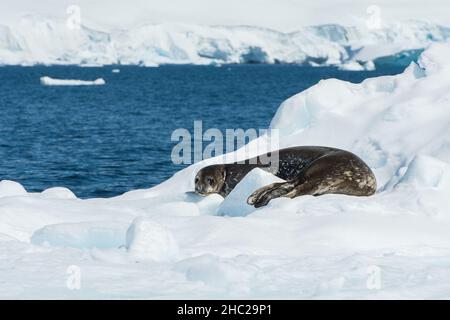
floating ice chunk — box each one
[210,61,223,67]
[80,63,104,68]
[41,187,77,200]
[31,221,128,249]
[40,76,106,86]
[111,69,120,73]
[338,61,365,71]
[141,62,159,67]
[0,180,27,198]
[126,217,179,262]
[218,168,285,217]
[364,60,376,71]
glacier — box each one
[1,43,450,298]
[0,16,450,67]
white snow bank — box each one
[2,44,450,298]
[126,217,179,262]
[0,180,27,198]
[40,76,106,86]
[1,17,449,66]
[41,187,77,200]
[218,168,285,217]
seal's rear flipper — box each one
[247,182,295,208]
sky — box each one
[1,0,449,31]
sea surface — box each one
[0,64,405,198]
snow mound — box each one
[218,168,285,217]
[126,217,179,262]
[41,187,77,200]
[40,76,106,86]
[31,221,128,249]
[196,194,224,216]
[0,180,27,198]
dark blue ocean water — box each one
[0,64,404,198]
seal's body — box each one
[194,146,377,207]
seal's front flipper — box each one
[247,182,295,208]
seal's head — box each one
[195,165,226,195]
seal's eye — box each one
[195,178,199,184]
[207,177,215,185]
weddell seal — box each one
[194,146,377,208]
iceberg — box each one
[40,76,106,86]
[1,44,450,298]
[1,16,450,67]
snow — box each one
[41,187,77,200]
[395,155,450,189]
[126,217,179,262]
[1,16,450,67]
[1,43,450,298]
[0,180,27,198]
[31,221,128,249]
[40,76,106,86]
[218,168,285,217]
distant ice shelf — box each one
[1,17,450,68]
